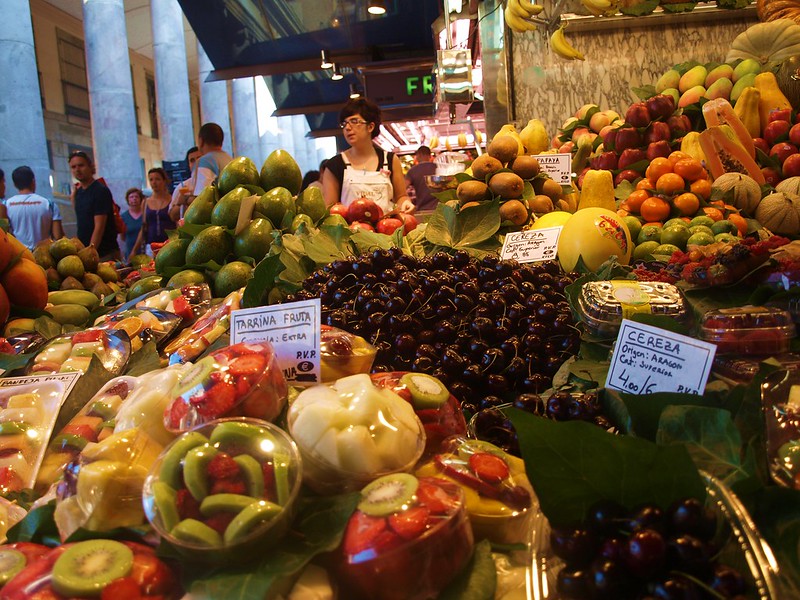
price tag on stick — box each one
[500,227,561,263]
[231,299,321,385]
[533,153,572,185]
[606,319,716,395]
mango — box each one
[4,318,35,337]
[679,65,708,94]
[731,73,757,102]
[48,289,101,310]
[706,78,732,101]
[661,88,680,107]
[47,304,91,326]
[704,64,734,88]
[679,85,706,108]
[733,58,760,82]
[655,69,680,93]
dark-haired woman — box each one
[129,168,177,259]
[322,98,414,213]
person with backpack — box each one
[68,151,120,261]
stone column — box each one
[231,77,261,163]
[82,0,141,205]
[150,0,194,162]
[0,0,52,201]
[291,115,315,174]
[197,41,232,155]
[255,77,281,161]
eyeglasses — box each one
[340,119,369,129]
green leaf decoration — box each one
[454,172,473,183]
[184,493,359,599]
[318,224,354,253]
[507,409,706,527]
[0,352,35,377]
[124,340,161,377]
[632,84,658,101]
[439,539,497,600]
[433,189,458,203]
[614,179,636,201]
[349,229,397,254]
[656,405,755,487]
[673,60,702,76]
[176,223,211,239]
[662,2,697,12]
[568,358,609,387]
[6,501,59,546]
[52,355,115,435]
[300,228,350,265]
[425,201,501,250]
[716,0,751,9]
[242,254,286,309]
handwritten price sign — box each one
[500,227,561,263]
[533,153,572,185]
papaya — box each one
[754,72,792,132]
[732,87,761,139]
[699,126,766,185]
[680,132,707,165]
[702,98,755,159]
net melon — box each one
[557,208,632,272]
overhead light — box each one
[367,0,386,15]
[331,64,343,81]
[320,49,333,70]
[349,84,362,99]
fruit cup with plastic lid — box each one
[320,325,377,382]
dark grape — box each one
[625,529,666,578]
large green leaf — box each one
[507,409,706,527]
[242,254,286,309]
[124,341,161,377]
[6,502,59,546]
[425,201,501,250]
[52,355,115,435]
[439,540,496,600]
[349,229,397,254]
[299,227,350,265]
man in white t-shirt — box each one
[3,166,64,249]
[169,145,202,221]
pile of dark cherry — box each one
[290,249,581,407]
[553,498,747,599]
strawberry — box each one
[235,377,251,398]
[210,479,246,495]
[72,329,105,344]
[176,489,202,520]
[204,512,236,535]
[469,452,509,484]
[103,380,131,399]
[170,295,194,321]
[193,382,237,418]
[388,506,430,540]
[343,511,387,556]
[416,479,459,515]
[166,399,189,430]
[206,453,240,480]
[0,466,24,494]
[101,577,142,600]
[129,551,176,596]
[228,354,268,376]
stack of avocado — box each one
[33,237,121,300]
[155,149,329,298]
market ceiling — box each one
[177,0,445,136]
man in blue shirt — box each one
[192,123,232,197]
[3,166,64,249]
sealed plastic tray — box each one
[701,306,796,356]
[713,353,800,385]
[577,280,691,337]
[762,369,800,490]
[111,282,211,324]
[164,289,242,364]
[94,308,181,353]
[320,325,377,382]
[27,329,130,375]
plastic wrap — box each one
[27,329,130,376]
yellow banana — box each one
[550,25,585,61]
[518,0,546,15]
[508,0,532,18]
[581,0,614,15]
[504,5,536,32]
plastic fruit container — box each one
[761,369,800,490]
[164,289,242,364]
[0,333,45,356]
[416,436,534,544]
[700,306,796,356]
[577,280,691,338]
[713,353,800,385]
[143,418,301,564]
[528,471,780,599]
[320,326,377,383]
[0,539,180,599]
[163,341,288,433]
[94,308,181,353]
[369,372,467,458]
[287,374,426,494]
[337,473,473,600]
[27,329,130,376]
[131,283,212,324]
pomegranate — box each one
[347,198,383,224]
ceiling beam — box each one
[206,52,371,81]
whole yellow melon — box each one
[557,208,632,272]
[530,211,572,230]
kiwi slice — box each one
[50,433,89,452]
[0,548,26,585]
[233,454,265,498]
[209,421,269,448]
[273,450,291,506]
[159,431,209,489]
[152,481,180,532]
[88,400,116,420]
[455,439,506,462]
[183,445,218,501]
[172,356,217,399]
[357,473,419,517]
[200,493,260,516]
[400,373,450,409]
[223,501,282,544]
[51,539,133,597]
[171,518,222,548]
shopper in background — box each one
[191,123,232,198]
[121,187,144,258]
[0,169,5,204]
[322,98,414,213]
[129,168,177,260]
[169,145,202,220]
[405,145,437,211]
[306,159,328,193]
[300,169,320,193]
[68,151,119,261]
[2,166,64,250]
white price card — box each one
[231,299,321,385]
[500,227,561,263]
[534,153,572,185]
[606,319,716,395]
[0,371,81,404]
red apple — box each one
[347,198,382,224]
[618,148,647,172]
[667,114,692,137]
[615,127,643,153]
[646,140,671,161]
[329,203,349,221]
[601,127,618,150]
[615,170,640,185]
[762,167,782,187]
[645,94,676,121]
[770,142,797,165]
[753,137,771,155]
[625,102,651,128]
[643,121,672,145]
[590,151,618,171]
[400,212,418,234]
[783,153,800,178]
[769,108,793,123]
[764,120,791,146]
[376,217,404,235]
[789,123,800,147]
[350,221,375,232]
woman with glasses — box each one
[322,98,414,214]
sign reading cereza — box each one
[500,227,561,263]
[230,299,321,386]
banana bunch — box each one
[550,25,584,61]
[504,0,543,33]
[581,0,617,17]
